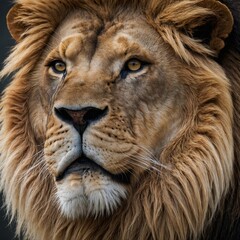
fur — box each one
[0,0,239,239]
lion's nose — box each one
[55,106,108,134]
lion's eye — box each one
[126,59,142,72]
[120,58,147,79]
[49,60,66,74]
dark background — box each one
[0,1,19,240]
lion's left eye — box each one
[121,58,147,79]
[48,60,67,74]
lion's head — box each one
[1,0,238,239]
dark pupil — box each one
[56,63,64,70]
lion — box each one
[0,0,239,239]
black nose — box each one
[55,106,108,134]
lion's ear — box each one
[156,0,233,54]
[7,4,27,42]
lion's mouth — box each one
[56,155,131,184]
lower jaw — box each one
[57,177,128,218]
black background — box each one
[0,1,19,240]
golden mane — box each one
[0,0,239,239]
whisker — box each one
[18,150,50,182]
[120,152,156,175]
[135,144,171,170]
[119,145,171,178]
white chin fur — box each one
[57,180,127,219]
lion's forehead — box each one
[47,11,161,71]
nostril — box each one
[84,107,108,123]
[54,107,73,124]
[54,106,108,133]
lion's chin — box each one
[56,172,128,219]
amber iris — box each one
[51,61,66,74]
[127,59,142,72]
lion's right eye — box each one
[48,60,67,74]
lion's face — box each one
[34,11,182,218]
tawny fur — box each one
[0,0,239,239]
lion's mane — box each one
[0,0,239,239]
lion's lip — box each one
[56,157,97,181]
[55,155,131,184]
